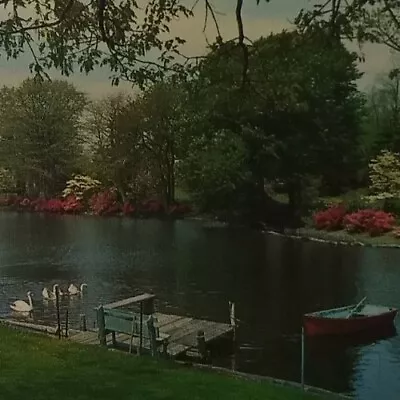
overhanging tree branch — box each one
[236,0,248,88]
[0,0,75,35]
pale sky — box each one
[0,0,393,98]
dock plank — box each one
[167,343,191,357]
[168,320,219,346]
[154,313,185,328]
[103,293,156,309]
[69,331,99,345]
[71,332,114,346]
[159,317,194,335]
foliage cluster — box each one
[0,194,190,218]
[343,209,395,236]
[313,205,396,236]
[0,22,394,225]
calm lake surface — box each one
[1,211,400,399]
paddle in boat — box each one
[303,297,398,336]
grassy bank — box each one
[284,227,400,247]
[0,326,328,400]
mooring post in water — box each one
[229,301,236,341]
[55,285,61,339]
[301,326,305,391]
[80,313,87,332]
[65,309,69,338]
[197,330,207,361]
[97,306,106,346]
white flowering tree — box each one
[366,150,400,202]
[0,168,15,193]
[62,175,102,201]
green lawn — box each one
[0,326,326,400]
[296,227,400,247]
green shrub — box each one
[383,198,400,216]
[344,196,371,213]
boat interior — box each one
[307,304,395,319]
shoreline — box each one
[176,360,352,399]
[3,207,400,248]
[264,227,400,249]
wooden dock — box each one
[69,312,233,358]
[1,292,235,360]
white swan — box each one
[42,284,63,300]
[10,291,33,313]
[68,283,87,296]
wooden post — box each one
[55,286,61,339]
[80,314,87,332]
[147,316,158,357]
[129,314,135,354]
[301,326,305,391]
[197,330,207,361]
[143,297,155,315]
[231,353,237,371]
[229,301,236,341]
[97,306,107,346]
[139,301,143,355]
[65,309,69,338]
[162,338,169,358]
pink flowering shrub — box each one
[313,205,346,230]
[343,209,395,236]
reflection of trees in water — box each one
[260,236,363,393]
[306,337,360,395]
[169,226,268,322]
[358,247,400,308]
[262,237,362,332]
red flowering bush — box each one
[30,197,46,212]
[62,195,84,214]
[313,205,346,230]
[140,199,164,215]
[343,209,395,236]
[168,203,192,217]
[12,196,24,208]
[89,190,120,216]
[0,196,8,207]
[122,201,136,216]
[45,199,64,213]
[0,195,16,206]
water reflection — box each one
[1,212,400,398]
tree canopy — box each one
[0,78,86,196]
[0,0,399,90]
[184,31,364,214]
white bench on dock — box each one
[96,293,170,356]
[97,306,170,356]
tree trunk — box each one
[287,179,302,219]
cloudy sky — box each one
[0,0,394,98]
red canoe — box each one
[304,302,398,336]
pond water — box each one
[1,211,400,399]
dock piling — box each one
[55,286,61,339]
[97,306,106,346]
[229,301,237,341]
[301,326,305,391]
[197,330,207,361]
[65,310,69,338]
[80,314,87,332]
